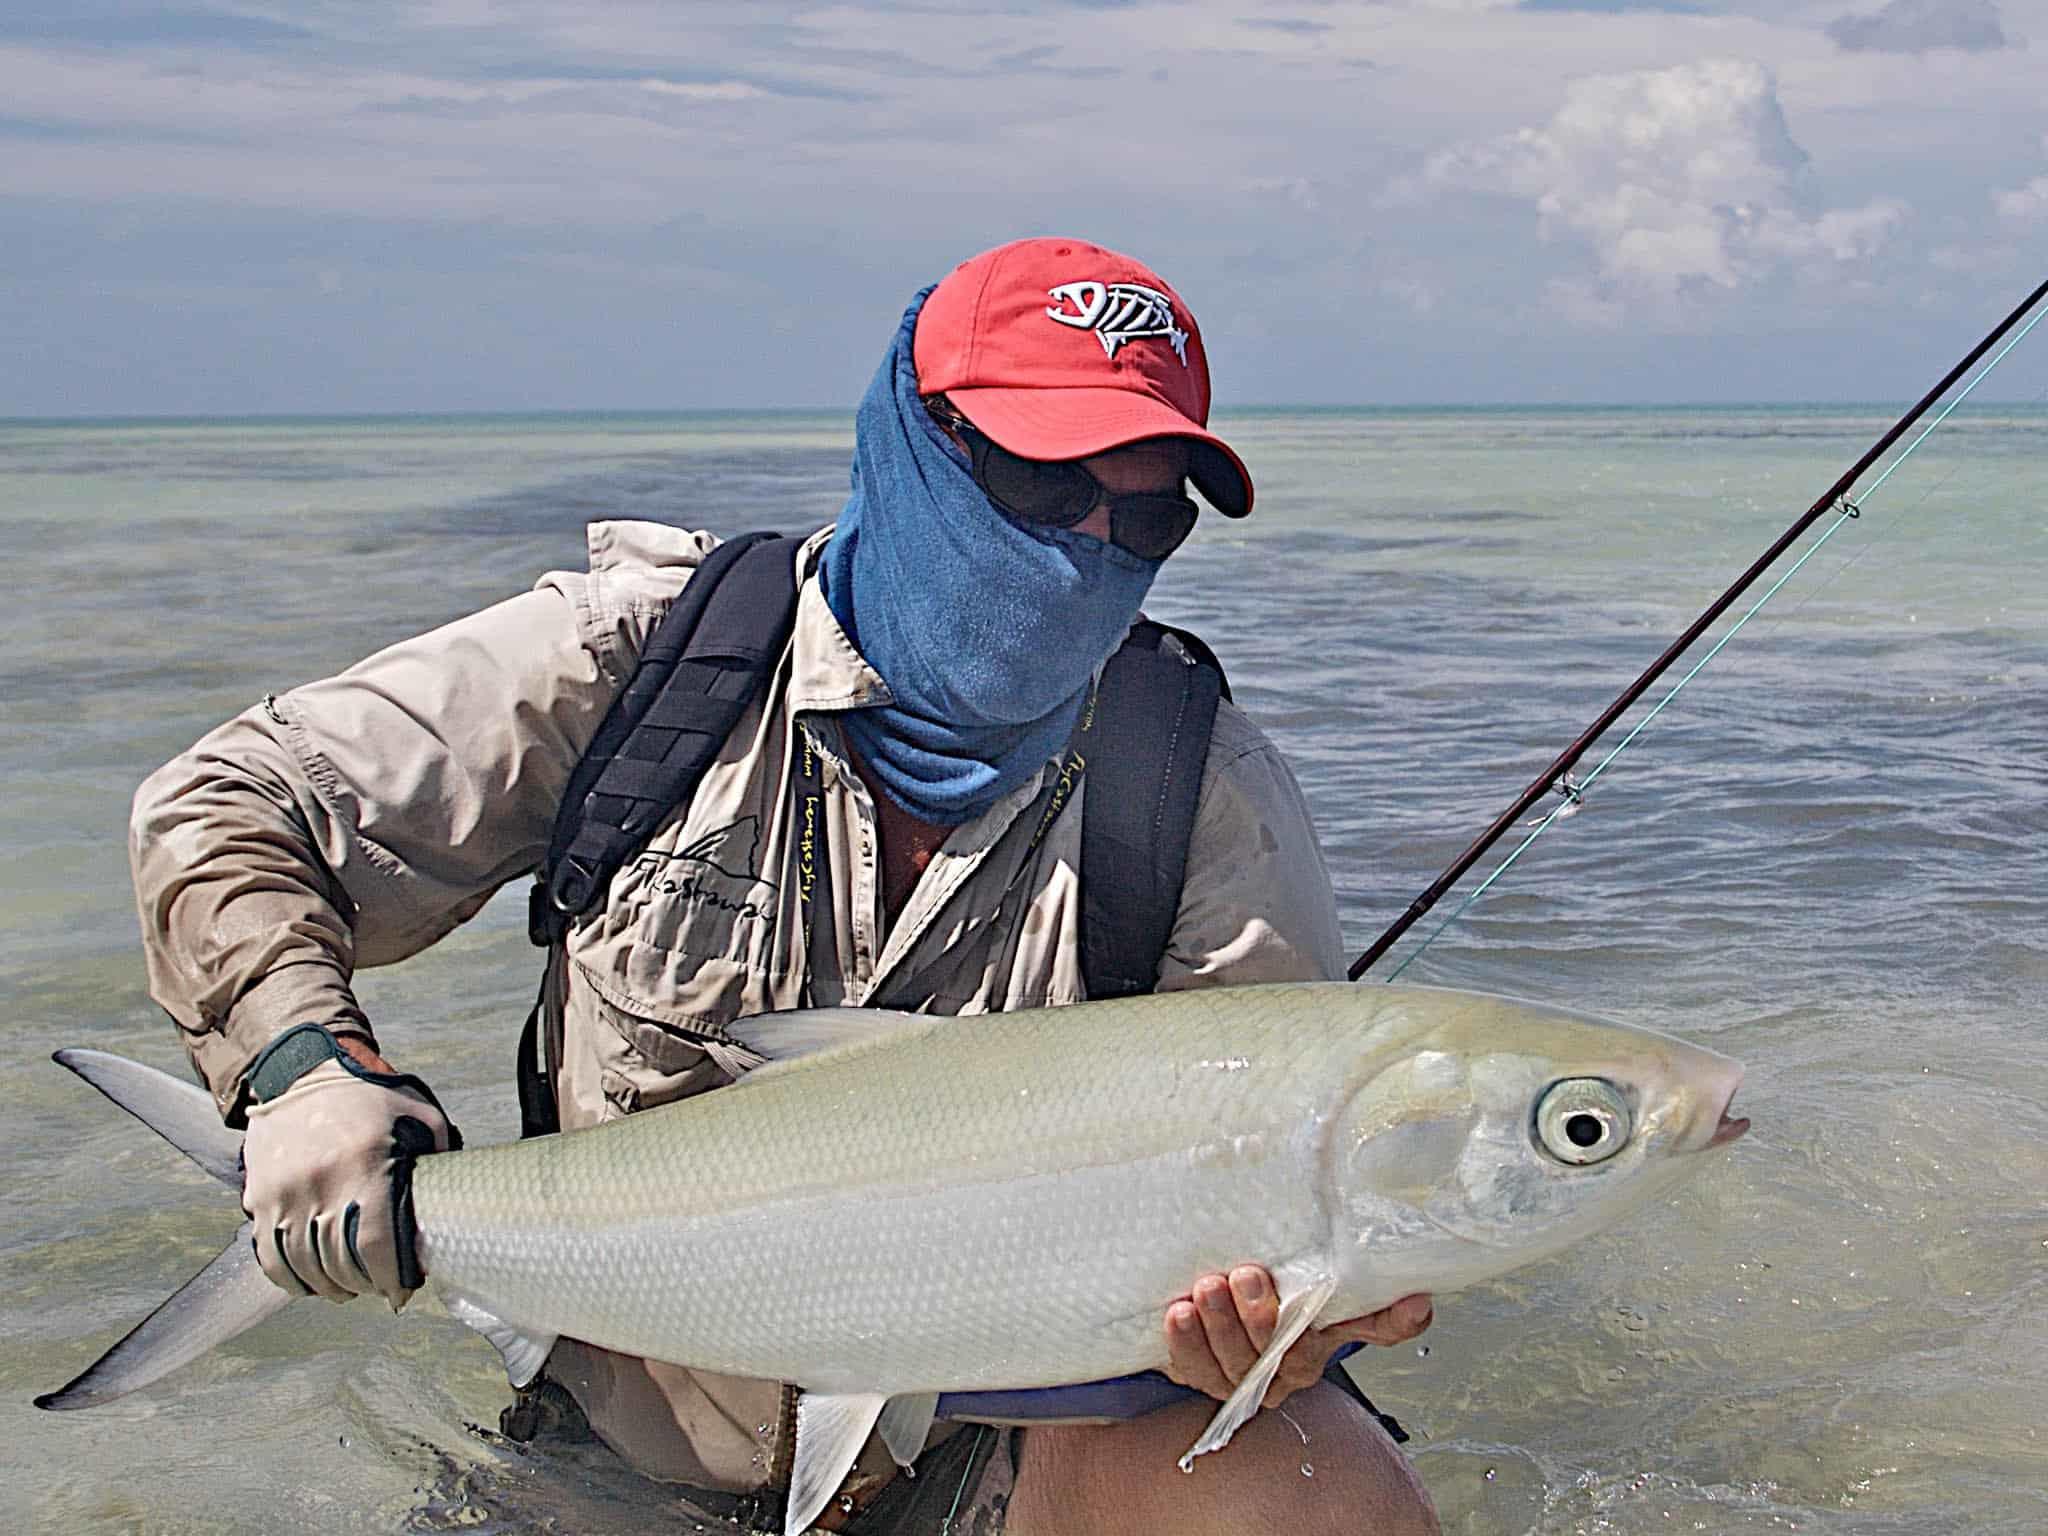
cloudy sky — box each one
[3,0,2044,414]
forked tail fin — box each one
[35,1050,294,1411]
[35,1222,292,1409]
[52,1048,244,1186]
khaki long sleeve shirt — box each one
[130,519,1348,1489]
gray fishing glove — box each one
[240,1024,461,1307]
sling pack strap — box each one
[1079,619,1227,1001]
[530,531,798,939]
[517,529,1228,1136]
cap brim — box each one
[946,386,1253,517]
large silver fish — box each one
[38,982,1747,1534]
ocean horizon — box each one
[8,399,2048,427]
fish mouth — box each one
[1706,1086,1750,1149]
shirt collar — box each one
[788,524,894,714]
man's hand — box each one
[1163,1265,1433,1411]
[240,1033,457,1307]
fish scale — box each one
[411,989,1352,1392]
[41,981,1745,1536]
[404,981,1742,1397]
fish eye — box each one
[1533,1078,1632,1166]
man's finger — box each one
[1378,1293,1435,1340]
[1193,1273,1259,1381]
[252,1227,311,1298]
[1164,1300,1232,1399]
[1226,1265,1279,1349]
[281,1218,352,1303]
[1324,1294,1435,1348]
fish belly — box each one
[414,994,1354,1395]
[423,1140,1322,1394]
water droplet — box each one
[756,1422,772,1436]
[1416,1344,1430,1359]
[839,1494,857,1513]
[1485,1467,1497,1481]
[1300,1461,1314,1478]
[337,1434,350,1449]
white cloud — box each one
[1410,58,1906,314]
[0,44,772,138]
[1249,175,1321,211]
[631,79,768,101]
[0,40,814,224]
[1827,0,2012,54]
[1996,181,2048,218]
[1992,135,2048,221]
[1,0,2040,411]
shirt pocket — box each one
[563,957,765,1120]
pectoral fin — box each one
[876,1392,938,1467]
[1177,1273,1338,1471]
[724,1007,928,1082]
[440,1289,556,1390]
[787,1390,888,1536]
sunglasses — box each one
[925,399,1200,561]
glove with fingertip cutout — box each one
[239,1024,461,1307]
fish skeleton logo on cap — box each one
[1045,281,1190,365]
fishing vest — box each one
[517,530,1227,1139]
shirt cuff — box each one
[191,962,375,1125]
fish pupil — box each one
[1565,1113,1605,1148]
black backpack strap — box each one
[1079,620,1228,1000]
[518,564,1220,1131]
[534,531,799,932]
[518,530,799,1137]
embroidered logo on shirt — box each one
[631,815,778,928]
[1045,281,1190,364]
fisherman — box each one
[131,237,1440,1535]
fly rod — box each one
[1351,274,2048,981]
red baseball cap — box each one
[912,237,1253,517]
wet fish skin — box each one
[410,980,1746,1394]
[41,981,1746,1534]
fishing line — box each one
[1386,305,2048,976]
[1764,367,2048,626]
[1385,508,1877,979]
[1352,277,2048,982]
[937,1424,990,1535]
[1755,307,2048,620]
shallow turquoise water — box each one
[3,407,2044,1533]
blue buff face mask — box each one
[818,289,1164,823]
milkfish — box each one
[38,981,1748,1534]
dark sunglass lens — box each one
[1111,496,1199,560]
[979,444,1097,525]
